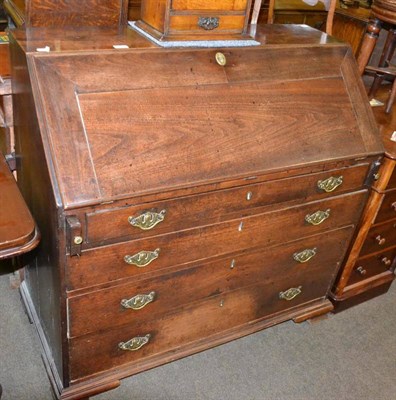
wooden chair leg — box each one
[385,79,396,113]
[357,18,382,75]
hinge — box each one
[66,216,83,257]
[5,152,16,172]
[365,158,382,187]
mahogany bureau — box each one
[9,23,383,399]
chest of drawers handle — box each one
[356,266,367,276]
[293,248,317,263]
[199,17,219,31]
[118,334,151,351]
[279,286,302,301]
[317,176,343,193]
[305,209,331,226]
[124,249,160,267]
[128,210,166,231]
[121,291,156,310]
[375,235,386,246]
[381,257,392,266]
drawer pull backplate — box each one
[293,248,317,263]
[279,286,302,301]
[199,17,219,31]
[128,210,166,230]
[121,291,156,310]
[119,334,151,351]
[305,209,330,226]
[124,249,160,267]
[317,176,343,192]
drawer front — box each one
[375,190,396,224]
[171,0,249,11]
[70,258,337,381]
[360,219,396,256]
[67,191,366,289]
[85,164,369,246]
[68,227,353,338]
[348,249,396,285]
[168,15,246,33]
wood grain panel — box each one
[171,0,248,10]
[26,0,128,27]
[168,14,245,33]
[78,78,366,201]
[67,191,366,289]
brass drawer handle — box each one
[381,257,392,266]
[375,235,386,246]
[317,176,343,193]
[119,334,151,351]
[293,248,317,263]
[356,266,367,276]
[128,210,166,231]
[124,248,160,267]
[199,17,219,31]
[391,202,396,212]
[305,209,330,226]
[279,286,302,301]
[121,291,156,310]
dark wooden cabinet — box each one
[8,22,383,399]
[332,110,396,309]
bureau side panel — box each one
[10,34,67,388]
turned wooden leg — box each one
[385,79,396,113]
[369,29,396,98]
[357,18,382,75]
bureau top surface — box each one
[14,24,383,209]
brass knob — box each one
[375,235,386,246]
[73,236,83,245]
[215,52,227,66]
[381,257,392,266]
[356,266,367,276]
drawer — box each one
[69,256,337,381]
[168,15,245,33]
[348,249,396,286]
[171,0,249,11]
[68,227,353,338]
[67,191,366,289]
[360,219,396,256]
[374,189,396,224]
[85,164,369,246]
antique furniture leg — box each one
[357,18,382,74]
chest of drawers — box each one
[10,24,383,399]
[332,108,396,309]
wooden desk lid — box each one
[25,26,383,209]
[0,154,39,259]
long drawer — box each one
[67,191,366,290]
[69,250,339,381]
[67,227,353,338]
[85,164,369,246]
[360,219,396,256]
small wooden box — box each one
[135,0,253,41]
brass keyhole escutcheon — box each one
[215,52,227,66]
